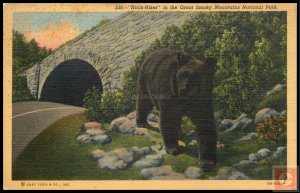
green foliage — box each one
[100,91,127,122]
[83,86,103,122]
[83,86,131,123]
[258,90,287,112]
[13,31,52,75]
[12,76,34,103]
[12,31,52,102]
[122,12,287,119]
[83,13,287,121]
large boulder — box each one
[97,147,152,170]
[86,128,105,136]
[91,149,105,159]
[127,111,136,120]
[110,117,136,134]
[249,148,272,161]
[91,134,112,145]
[184,167,202,179]
[217,119,234,131]
[133,153,164,168]
[140,165,186,180]
[76,134,91,143]
[255,108,280,123]
[224,114,253,132]
[209,167,250,180]
[133,127,150,137]
[266,84,286,96]
[270,146,286,160]
[84,122,103,130]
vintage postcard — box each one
[3,3,298,190]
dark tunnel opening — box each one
[40,59,103,106]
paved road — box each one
[12,101,85,162]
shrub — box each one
[83,86,102,122]
[83,87,130,123]
[100,91,127,122]
[258,90,287,112]
[13,75,35,103]
[256,115,287,144]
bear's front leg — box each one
[159,103,183,156]
[196,120,217,172]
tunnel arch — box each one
[40,59,103,106]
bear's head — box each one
[171,53,217,99]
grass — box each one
[13,112,287,180]
[12,112,153,180]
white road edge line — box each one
[13,107,84,119]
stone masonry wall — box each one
[25,12,197,98]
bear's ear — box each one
[204,57,217,74]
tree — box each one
[12,30,52,102]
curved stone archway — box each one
[40,59,103,106]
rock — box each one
[280,110,287,117]
[249,153,259,161]
[266,84,286,96]
[225,121,244,132]
[127,111,136,120]
[184,167,202,179]
[110,117,135,134]
[98,155,127,170]
[217,119,234,131]
[130,146,152,158]
[84,122,102,130]
[76,134,91,143]
[237,132,258,142]
[141,165,186,180]
[270,146,286,160]
[86,128,105,136]
[225,115,252,132]
[133,154,164,168]
[273,84,286,92]
[233,160,257,168]
[228,171,250,180]
[209,167,250,180]
[258,158,271,165]
[91,149,105,159]
[255,108,280,123]
[151,145,163,153]
[240,118,253,130]
[133,127,150,137]
[91,134,112,145]
[150,145,167,155]
[234,113,247,123]
[147,113,160,122]
[97,146,152,170]
[257,148,272,159]
[249,148,271,161]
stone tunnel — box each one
[24,12,197,106]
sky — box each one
[13,12,121,50]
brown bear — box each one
[136,48,217,171]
